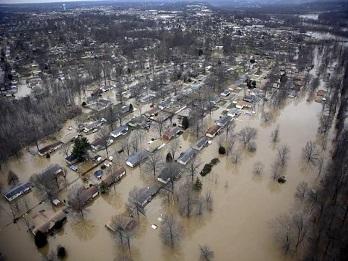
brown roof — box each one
[102,167,126,187]
[31,209,66,235]
[79,185,99,206]
[206,125,221,136]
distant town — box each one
[0,1,347,261]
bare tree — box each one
[277,145,290,167]
[127,187,145,217]
[302,141,320,166]
[253,162,264,176]
[30,168,64,201]
[199,245,215,261]
[271,125,280,144]
[7,170,19,187]
[225,133,237,156]
[97,127,111,157]
[129,129,144,154]
[144,151,163,179]
[110,214,138,253]
[168,139,181,160]
[162,162,182,192]
[185,156,201,183]
[68,185,85,218]
[271,159,282,181]
[177,181,195,217]
[230,150,241,165]
[205,192,213,212]
[239,127,257,147]
[273,215,294,255]
[225,120,236,140]
[295,182,309,202]
[154,121,165,139]
[160,214,182,248]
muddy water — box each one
[0,92,326,261]
[0,44,334,260]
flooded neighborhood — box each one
[0,1,347,261]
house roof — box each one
[102,167,126,186]
[41,164,64,178]
[31,209,66,235]
[206,124,221,135]
[3,182,32,202]
[79,185,99,206]
[110,125,128,137]
[126,150,148,166]
[216,116,232,126]
[178,148,196,164]
[193,137,208,150]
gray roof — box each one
[178,148,197,164]
[193,137,209,150]
[126,150,148,166]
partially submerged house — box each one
[105,215,137,233]
[177,147,197,165]
[193,137,209,151]
[157,165,181,184]
[101,167,126,187]
[136,185,160,207]
[215,115,233,127]
[127,115,151,129]
[30,209,67,235]
[74,185,99,207]
[110,125,128,139]
[126,150,149,168]
[227,108,242,118]
[145,139,165,153]
[3,182,32,202]
[38,141,63,156]
[91,137,113,151]
[206,124,222,138]
[162,127,182,141]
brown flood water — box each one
[0,93,328,261]
[0,43,335,261]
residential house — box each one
[227,108,242,118]
[206,124,222,138]
[193,137,209,151]
[177,148,197,165]
[126,150,149,168]
[136,185,160,207]
[38,141,63,156]
[145,140,165,153]
[162,127,182,141]
[30,209,67,235]
[157,165,181,184]
[3,182,32,202]
[215,115,233,127]
[110,125,128,139]
[77,185,99,207]
[101,167,126,187]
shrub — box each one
[218,146,226,155]
[247,142,257,152]
[166,153,173,162]
[200,164,212,176]
[99,182,109,194]
[210,158,220,165]
[34,231,48,248]
[182,116,189,129]
[57,245,67,259]
[193,178,203,191]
